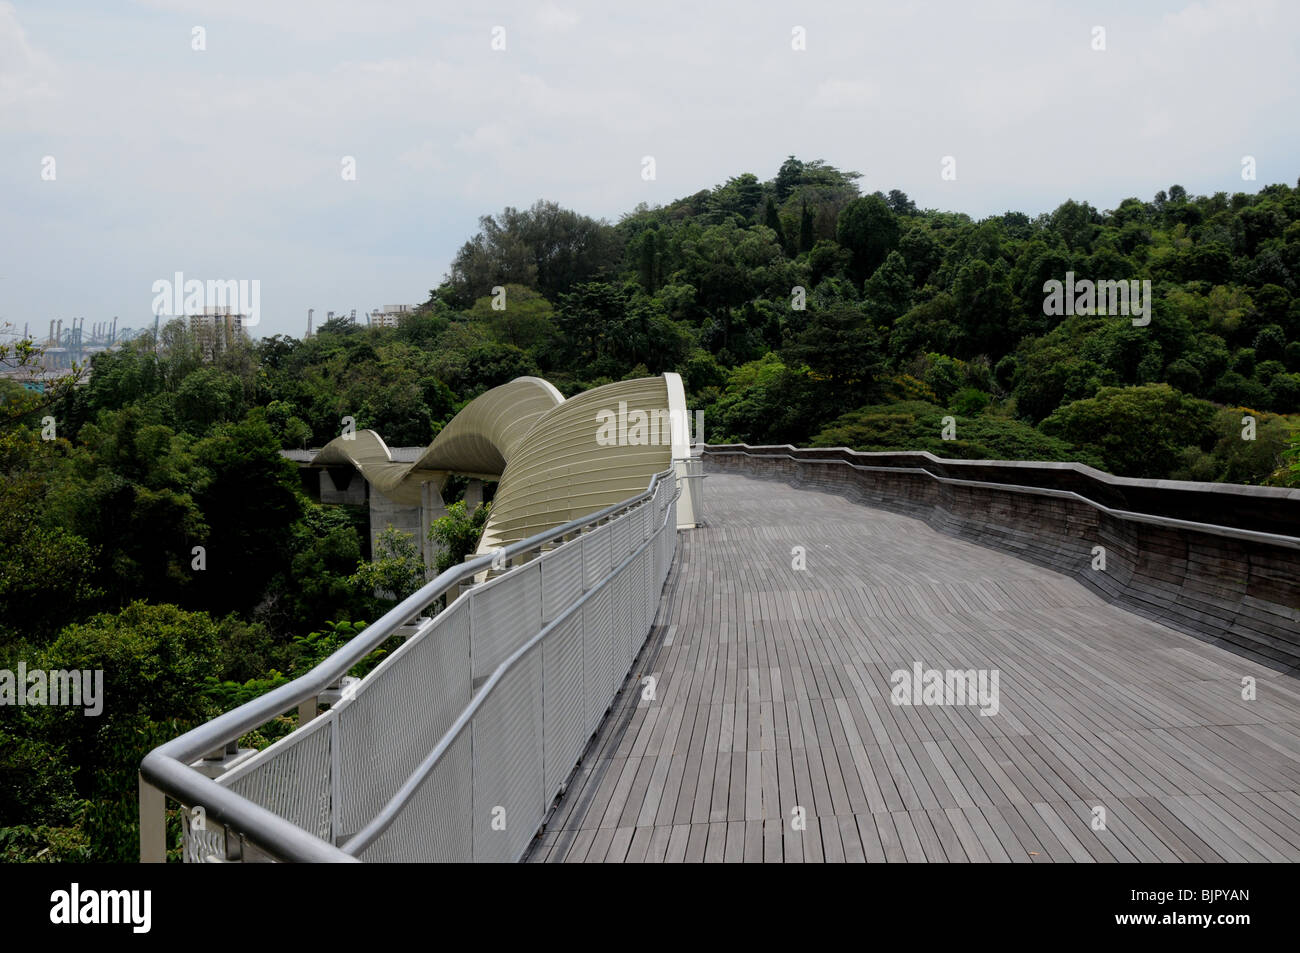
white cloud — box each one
[806,79,880,116]
[535,3,579,32]
[397,140,446,172]
[0,0,1296,338]
[0,1,55,110]
[455,122,512,155]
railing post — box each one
[139,774,167,863]
[298,697,318,726]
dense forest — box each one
[3,156,1300,861]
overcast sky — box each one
[2,0,1297,340]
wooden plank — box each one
[684,822,709,862]
[645,825,673,863]
[664,824,690,863]
[625,826,653,863]
[704,821,728,862]
[743,819,763,863]
[603,826,635,863]
[874,813,907,863]
[723,820,745,863]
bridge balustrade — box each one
[140,467,680,863]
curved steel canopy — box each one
[306,373,690,549]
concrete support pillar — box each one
[370,488,424,561]
[464,478,484,514]
[139,775,166,863]
[420,479,449,571]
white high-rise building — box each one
[188,306,248,358]
[370,304,416,329]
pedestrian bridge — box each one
[141,445,1300,863]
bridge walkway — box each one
[526,472,1300,862]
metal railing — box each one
[675,454,706,526]
[140,466,681,863]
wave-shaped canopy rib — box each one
[309,373,686,548]
[476,375,675,552]
[308,376,564,505]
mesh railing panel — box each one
[358,730,472,863]
[583,584,616,737]
[664,495,678,573]
[542,612,586,796]
[218,708,333,841]
[640,546,653,631]
[613,556,635,676]
[583,522,611,587]
[649,516,659,610]
[181,472,678,863]
[540,538,584,624]
[470,562,542,681]
[612,507,634,564]
[471,646,545,863]
[334,603,471,839]
[182,807,227,863]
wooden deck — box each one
[526,472,1300,862]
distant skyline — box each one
[3,0,1298,339]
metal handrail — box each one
[710,443,1300,499]
[140,467,677,862]
[707,442,1300,537]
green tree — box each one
[37,602,222,862]
[352,525,427,603]
[468,283,556,352]
[782,301,885,409]
[1040,383,1215,477]
[190,414,303,615]
[798,201,815,254]
[709,354,818,445]
[0,431,101,647]
[763,197,788,254]
[429,501,491,574]
[775,156,804,203]
[175,366,247,435]
[810,400,1101,466]
[444,201,621,306]
[60,409,207,610]
[862,250,914,326]
[1269,426,1300,487]
[836,195,900,286]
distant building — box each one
[369,304,417,329]
[188,306,248,359]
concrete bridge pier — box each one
[420,480,449,570]
[464,478,484,514]
[367,477,449,572]
[369,489,422,560]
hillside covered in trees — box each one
[3,157,1300,861]
[279,157,1300,482]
